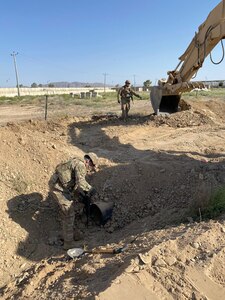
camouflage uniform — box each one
[117,85,141,119]
[50,157,93,249]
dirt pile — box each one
[151,110,214,128]
[0,98,225,299]
[1,219,224,300]
[99,220,225,300]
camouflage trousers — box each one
[121,98,131,120]
[52,191,75,243]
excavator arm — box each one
[151,0,225,114]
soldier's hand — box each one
[78,190,86,199]
[87,187,97,198]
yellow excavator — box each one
[151,0,225,114]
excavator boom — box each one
[151,0,225,114]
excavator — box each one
[150,0,225,114]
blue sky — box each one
[1,0,224,87]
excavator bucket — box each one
[150,86,181,114]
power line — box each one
[10,51,20,96]
[103,73,109,92]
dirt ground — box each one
[0,97,224,299]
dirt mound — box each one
[148,98,225,128]
[99,220,225,300]
[1,219,224,300]
[0,98,225,299]
[151,109,214,128]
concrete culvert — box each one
[90,201,114,225]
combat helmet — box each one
[84,152,99,167]
[125,80,131,85]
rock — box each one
[164,256,177,266]
[106,226,114,233]
[18,244,25,251]
[48,236,59,245]
[190,168,195,174]
[139,253,152,264]
[147,203,153,209]
[191,291,204,300]
[198,173,204,180]
[113,279,121,284]
[133,257,140,265]
[125,265,134,273]
[192,242,200,249]
[187,217,194,223]
[18,137,26,145]
[20,263,26,269]
[169,287,175,293]
[154,258,166,267]
[133,266,140,272]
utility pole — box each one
[133,74,136,88]
[11,51,20,96]
[103,73,109,93]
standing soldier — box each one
[49,153,99,250]
[117,80,142,120]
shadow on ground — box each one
[6,192,62,261]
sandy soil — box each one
[0,98,224,299]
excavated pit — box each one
[0,97,225,299]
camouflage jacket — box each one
[51,157,92,195]
[117,85,140,101]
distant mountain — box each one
[44,81,113,88]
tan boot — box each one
[63,230,83,250]
[73,228,83,241]
[63,240,78,250]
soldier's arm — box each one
[131,89,141,99]
[74,161,93,194]
[117,88,121,103]
[49,173,63,192]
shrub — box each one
[204,187,225,218]
[191,183,225,220]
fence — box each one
[0,87,112,97]
[0,89,118,125]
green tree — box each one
[48,83,55,87]
[143,80,152,88]
[31,82,37,88]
